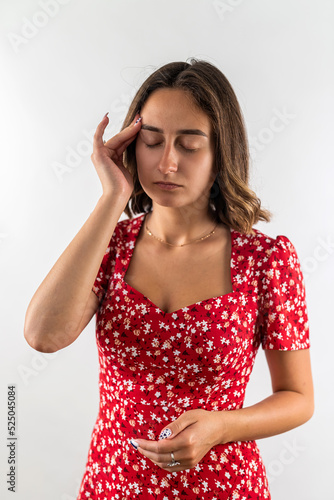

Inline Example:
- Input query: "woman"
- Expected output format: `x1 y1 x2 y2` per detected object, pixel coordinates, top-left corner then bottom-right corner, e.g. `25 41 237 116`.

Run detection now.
24 59 314 499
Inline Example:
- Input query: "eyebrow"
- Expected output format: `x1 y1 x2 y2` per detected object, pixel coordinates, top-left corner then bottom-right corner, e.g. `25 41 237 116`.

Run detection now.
141 124 208 138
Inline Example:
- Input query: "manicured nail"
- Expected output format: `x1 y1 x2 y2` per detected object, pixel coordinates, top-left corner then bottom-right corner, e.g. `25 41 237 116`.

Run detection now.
103 112 109 120
129 438 139 450
134 116 142 125
158 428 172 440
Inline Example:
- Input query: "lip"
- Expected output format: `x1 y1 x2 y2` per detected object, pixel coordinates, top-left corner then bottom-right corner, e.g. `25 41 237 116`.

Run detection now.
154 182 181 189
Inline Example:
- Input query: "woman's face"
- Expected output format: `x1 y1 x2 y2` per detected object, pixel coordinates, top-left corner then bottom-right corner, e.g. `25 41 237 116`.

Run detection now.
135 88 216 212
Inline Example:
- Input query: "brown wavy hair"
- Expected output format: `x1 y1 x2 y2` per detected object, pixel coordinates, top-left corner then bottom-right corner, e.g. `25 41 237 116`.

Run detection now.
121 58 271 234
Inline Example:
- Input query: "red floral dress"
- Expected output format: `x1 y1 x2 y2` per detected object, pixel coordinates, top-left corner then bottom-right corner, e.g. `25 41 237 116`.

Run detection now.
77 213 310 500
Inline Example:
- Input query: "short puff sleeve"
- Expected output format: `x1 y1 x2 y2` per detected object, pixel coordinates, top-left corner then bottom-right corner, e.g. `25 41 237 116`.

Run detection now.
92 228 118 304
259 235 310 350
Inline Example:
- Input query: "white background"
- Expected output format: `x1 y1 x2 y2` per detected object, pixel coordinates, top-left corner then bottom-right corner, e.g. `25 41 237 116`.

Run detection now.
0 1 333 498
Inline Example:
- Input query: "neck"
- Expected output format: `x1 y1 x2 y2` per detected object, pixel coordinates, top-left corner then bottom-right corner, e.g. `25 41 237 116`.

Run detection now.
146 204 217 247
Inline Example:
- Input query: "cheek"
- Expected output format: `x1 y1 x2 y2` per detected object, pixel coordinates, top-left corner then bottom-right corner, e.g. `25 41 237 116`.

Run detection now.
135 142 154 167
135 145 146 179
189 152 215 177
134 141 142 163
135 151 152 187
135 145 160 186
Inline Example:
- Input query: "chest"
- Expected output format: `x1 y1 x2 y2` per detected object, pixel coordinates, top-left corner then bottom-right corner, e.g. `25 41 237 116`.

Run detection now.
123 231 233 314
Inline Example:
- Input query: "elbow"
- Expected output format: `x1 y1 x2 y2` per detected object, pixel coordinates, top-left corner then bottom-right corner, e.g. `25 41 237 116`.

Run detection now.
305 396 315 423
23 326 61 353
23 313 74 353
305 383 315 422
23 311 56 352
299 391 315 425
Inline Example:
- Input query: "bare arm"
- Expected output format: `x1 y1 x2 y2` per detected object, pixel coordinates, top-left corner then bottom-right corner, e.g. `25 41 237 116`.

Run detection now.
24 112 142 352
217 349 314 444
24 195 125 352
131 349 314 472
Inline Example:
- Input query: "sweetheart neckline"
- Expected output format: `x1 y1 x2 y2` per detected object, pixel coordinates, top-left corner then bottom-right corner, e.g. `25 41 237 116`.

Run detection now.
122 213 236 315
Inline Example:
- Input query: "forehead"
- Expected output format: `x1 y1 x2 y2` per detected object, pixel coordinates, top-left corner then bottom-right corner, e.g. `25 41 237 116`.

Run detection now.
140 88 212 134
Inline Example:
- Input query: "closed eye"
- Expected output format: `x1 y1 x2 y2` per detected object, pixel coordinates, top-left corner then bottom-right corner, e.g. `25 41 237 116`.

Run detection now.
144 143 198 153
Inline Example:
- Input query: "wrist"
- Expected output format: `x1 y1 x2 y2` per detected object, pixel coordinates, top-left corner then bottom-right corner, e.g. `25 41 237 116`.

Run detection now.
210 409 234 446
214 408 238 446
99 191 128 210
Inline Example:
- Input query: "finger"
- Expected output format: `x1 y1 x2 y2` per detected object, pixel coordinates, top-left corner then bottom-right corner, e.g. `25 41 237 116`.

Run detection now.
106 115 141 153
122 131 141 149
135 438 187 470
93 112 109 150
94 113 141 152
103 117 139 147
105 133 138 157
135 424 193 452
137 445 184 471
158 417 194 441
139 447 181 467
135 438 173 454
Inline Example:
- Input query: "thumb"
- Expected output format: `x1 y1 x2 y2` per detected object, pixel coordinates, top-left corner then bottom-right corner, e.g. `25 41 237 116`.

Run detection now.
158 411 195 441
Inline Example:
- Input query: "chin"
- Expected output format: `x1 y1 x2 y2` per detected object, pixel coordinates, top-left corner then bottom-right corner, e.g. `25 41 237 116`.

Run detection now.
143 186 181 204
152 198 184 209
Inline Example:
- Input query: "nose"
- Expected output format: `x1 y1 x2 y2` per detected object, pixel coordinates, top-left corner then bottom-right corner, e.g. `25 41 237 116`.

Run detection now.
157 144 178 175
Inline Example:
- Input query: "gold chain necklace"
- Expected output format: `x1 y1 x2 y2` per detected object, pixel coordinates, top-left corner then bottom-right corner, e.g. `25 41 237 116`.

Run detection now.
144 213 218 247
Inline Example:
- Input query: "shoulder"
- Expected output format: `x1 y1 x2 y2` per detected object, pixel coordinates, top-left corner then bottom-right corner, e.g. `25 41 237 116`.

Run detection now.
232 226 298 262
231 227 303 282
115 212 145 231
112 213 146 245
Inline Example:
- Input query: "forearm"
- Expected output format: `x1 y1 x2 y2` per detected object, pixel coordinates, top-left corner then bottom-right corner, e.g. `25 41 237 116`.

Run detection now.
218 390 314 445
24 193 126 352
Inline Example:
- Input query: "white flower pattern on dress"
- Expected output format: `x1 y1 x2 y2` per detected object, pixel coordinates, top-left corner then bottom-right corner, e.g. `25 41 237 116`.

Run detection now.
77 213 310 500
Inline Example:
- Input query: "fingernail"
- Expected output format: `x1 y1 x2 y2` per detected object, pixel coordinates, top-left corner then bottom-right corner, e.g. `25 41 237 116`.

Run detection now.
129 438 139 450
134 116 142 125
158 428 172 440
103 112 109 119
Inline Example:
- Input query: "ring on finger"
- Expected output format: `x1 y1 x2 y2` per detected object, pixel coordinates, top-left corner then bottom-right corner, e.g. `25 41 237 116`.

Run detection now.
167 451 181 467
